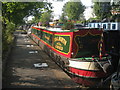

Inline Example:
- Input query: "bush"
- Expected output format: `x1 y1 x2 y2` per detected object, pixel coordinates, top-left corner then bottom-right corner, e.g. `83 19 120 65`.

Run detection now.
2 22 15 52
62 22 74 30
6 22 15 34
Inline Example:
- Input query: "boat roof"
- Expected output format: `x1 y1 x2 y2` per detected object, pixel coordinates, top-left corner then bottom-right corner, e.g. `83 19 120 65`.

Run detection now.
33 26 102 32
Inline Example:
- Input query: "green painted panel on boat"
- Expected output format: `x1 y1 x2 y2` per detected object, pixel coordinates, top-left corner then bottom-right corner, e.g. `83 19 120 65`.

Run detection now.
42 31 53 46
32 28 53 46
53 35 70 54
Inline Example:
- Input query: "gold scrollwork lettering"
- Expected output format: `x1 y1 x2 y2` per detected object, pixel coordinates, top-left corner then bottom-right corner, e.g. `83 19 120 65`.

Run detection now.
55 45 63 50
54 36 67 45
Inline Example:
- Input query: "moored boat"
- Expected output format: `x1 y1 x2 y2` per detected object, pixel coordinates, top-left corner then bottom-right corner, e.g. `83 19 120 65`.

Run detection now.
29 26 112 78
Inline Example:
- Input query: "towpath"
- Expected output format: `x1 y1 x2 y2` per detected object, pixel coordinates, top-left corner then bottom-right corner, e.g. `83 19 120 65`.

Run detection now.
3 30 79 89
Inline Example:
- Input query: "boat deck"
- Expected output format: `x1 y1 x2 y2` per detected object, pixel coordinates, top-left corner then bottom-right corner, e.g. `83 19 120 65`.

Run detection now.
33 26 102 33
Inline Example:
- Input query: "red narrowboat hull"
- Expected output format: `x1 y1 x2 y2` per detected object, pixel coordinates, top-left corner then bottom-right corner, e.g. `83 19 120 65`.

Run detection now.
29 26 112 79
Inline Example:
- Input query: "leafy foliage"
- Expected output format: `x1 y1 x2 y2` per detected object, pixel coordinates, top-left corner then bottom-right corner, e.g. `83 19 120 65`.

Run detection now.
111 1 120 22
2 22 15 52
2 2 52 25
62 21 74 30
40 11 52 26
2 2 52 54
93 2 111 19
63 1 85 20
59 13 67 23
112 1 120 11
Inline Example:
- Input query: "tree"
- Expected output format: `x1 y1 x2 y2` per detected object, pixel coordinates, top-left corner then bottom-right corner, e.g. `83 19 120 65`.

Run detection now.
59 13 67 23
111 1 120 22
63 0 85 20
93 2 111 20
79 14 85 21
2 2 52 53
112 1 120 11
2 2 52 25
40 11 52 26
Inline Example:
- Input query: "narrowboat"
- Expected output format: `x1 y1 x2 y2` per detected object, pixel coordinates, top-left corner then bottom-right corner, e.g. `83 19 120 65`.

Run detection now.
29 26 112 78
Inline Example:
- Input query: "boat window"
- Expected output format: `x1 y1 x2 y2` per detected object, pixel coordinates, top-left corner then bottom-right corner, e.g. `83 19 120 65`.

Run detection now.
93 24 95 27
103 24 106 29
112 24 116 30
97 24 100 28
89 24 91 27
